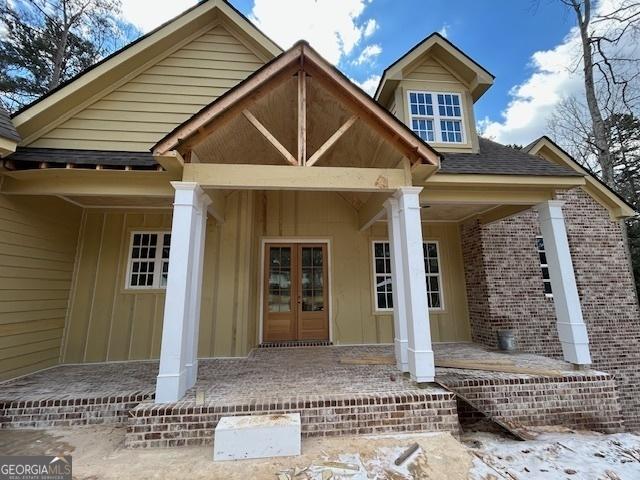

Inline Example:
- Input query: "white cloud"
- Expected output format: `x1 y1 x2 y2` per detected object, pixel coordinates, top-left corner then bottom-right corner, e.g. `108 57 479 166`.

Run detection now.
438 23 449 38
120 0 196 32
363 19 378 37
353 44 382 65
480 0 640 145
351 74 381 96
249 0 377 64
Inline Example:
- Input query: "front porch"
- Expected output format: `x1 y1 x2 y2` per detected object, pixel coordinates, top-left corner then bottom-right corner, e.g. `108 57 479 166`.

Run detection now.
0 344 623 447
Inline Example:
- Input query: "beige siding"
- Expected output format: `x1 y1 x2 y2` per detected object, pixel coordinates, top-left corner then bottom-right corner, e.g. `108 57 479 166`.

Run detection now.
29 25 266 151
62 191 471 364
405 56 460 84
0 195 81 380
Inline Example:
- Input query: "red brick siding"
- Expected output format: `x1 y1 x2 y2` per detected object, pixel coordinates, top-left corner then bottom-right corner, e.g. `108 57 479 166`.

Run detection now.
461 188 640 430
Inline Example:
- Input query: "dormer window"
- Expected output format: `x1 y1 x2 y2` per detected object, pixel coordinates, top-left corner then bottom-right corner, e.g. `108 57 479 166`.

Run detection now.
408 91 465 144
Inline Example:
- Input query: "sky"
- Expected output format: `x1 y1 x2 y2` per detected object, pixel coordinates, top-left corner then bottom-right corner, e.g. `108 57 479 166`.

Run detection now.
119 0 593 145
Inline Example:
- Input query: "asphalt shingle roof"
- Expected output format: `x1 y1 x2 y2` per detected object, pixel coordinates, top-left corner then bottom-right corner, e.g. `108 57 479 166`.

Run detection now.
6 147 157 167
0 106 20 143
440 138 581 177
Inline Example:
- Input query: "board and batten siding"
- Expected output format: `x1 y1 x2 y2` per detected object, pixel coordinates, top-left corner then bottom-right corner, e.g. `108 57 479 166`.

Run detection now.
0 195 81 381
62 191 258 363
63 191 471 364
28 25 266 151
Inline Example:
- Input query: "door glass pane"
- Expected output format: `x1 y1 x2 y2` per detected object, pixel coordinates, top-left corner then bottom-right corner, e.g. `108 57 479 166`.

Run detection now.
268 247 292 312
301 247 324 312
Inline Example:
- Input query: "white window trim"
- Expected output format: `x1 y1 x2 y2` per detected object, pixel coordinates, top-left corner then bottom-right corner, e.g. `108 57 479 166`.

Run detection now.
372 240 393 312
424 240 445 311
371 239 445 313
407 90 466 144
536 235 554 298
125 231 171 290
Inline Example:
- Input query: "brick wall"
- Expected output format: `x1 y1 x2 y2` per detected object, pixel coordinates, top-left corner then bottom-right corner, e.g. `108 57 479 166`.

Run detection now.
461 188 640 430
125 392 460 448
441 373 624 433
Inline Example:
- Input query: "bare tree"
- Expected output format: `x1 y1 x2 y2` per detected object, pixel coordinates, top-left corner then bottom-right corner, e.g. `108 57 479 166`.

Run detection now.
0 0 137 111
559 0 640 186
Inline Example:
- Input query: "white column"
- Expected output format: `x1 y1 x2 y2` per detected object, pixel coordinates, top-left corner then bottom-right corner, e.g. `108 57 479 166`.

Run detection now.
394 187 435 382
384 197 409 372
155 182 207 403
537 200 592 365
184 194 211 389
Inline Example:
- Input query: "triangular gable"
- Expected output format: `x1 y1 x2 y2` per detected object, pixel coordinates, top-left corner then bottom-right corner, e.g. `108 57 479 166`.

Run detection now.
375 33 494 106
153 41 440 167
525 136 636 219
13 0 282 146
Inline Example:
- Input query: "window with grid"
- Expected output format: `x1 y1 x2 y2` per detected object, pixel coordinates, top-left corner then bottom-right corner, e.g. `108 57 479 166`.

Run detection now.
408 91 464 144
536 236 553 297
372 240 444 312
127 232 171 289
373 241 393 311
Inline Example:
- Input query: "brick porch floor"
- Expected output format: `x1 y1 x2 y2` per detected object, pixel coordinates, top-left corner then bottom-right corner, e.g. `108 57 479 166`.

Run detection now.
0 343 624 447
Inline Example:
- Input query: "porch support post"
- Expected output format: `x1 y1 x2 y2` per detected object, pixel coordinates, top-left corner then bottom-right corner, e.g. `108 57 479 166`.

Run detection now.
184 193 211 388
394 187 435 382
155 182 207 403
536 200 592 365
384 197 409 372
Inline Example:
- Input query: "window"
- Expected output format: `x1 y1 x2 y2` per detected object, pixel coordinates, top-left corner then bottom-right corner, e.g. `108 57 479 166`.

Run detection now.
372 240 443 311
373 241 393 311
536 236 553 297
126 232 171 289
408 91 465 144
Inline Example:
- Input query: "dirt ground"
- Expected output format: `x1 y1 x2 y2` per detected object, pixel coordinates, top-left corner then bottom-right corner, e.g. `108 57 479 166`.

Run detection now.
1 426 640 479
0 427 472 479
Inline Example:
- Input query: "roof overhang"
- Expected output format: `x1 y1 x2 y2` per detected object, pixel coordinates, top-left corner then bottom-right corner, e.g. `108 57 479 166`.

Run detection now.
153 41 441 168
0 137 18 158
375 33 494 106
12 0 282 145
525 136 636 219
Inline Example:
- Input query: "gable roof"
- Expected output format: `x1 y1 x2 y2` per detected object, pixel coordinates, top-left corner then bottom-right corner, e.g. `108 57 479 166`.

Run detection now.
153 41 441 166
441 138 580 177
12 0 282 144
525 136 636 218
375 32 495 106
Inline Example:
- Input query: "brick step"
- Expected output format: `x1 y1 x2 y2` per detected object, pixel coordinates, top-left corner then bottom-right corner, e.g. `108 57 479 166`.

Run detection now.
0 393 152 429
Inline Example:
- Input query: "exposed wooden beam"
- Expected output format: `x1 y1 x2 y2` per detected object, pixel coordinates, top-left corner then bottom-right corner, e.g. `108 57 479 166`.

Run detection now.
421 188 555 205
298 69 307 165
426 173 585 189
204 189 227 224
0 169 176 197
358 192 392 231
154 150 185 176
478 205 532 225
411 161 438 185
243 109 298 166
306 115 358 167
183 163 409 192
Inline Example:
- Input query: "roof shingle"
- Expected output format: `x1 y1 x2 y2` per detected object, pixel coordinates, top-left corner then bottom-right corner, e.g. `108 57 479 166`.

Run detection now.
6 147 156 167
440 138 581 177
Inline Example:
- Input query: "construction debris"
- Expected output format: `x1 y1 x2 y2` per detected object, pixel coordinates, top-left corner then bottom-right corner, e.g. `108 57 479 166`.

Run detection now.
338 356 395 365
434 359 566 377
394 442 420 466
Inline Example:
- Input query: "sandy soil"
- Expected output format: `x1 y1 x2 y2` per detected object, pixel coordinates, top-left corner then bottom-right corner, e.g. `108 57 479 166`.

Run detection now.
0 427 472 480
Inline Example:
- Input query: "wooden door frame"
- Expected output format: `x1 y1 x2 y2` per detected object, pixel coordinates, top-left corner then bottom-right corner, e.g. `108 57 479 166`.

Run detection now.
258 237 333 344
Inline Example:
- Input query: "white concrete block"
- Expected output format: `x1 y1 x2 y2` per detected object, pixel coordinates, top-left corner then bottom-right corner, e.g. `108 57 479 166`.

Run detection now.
213 413 301 461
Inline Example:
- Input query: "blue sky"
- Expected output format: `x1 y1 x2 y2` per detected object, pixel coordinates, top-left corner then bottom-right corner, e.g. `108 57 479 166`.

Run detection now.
119 0 592 145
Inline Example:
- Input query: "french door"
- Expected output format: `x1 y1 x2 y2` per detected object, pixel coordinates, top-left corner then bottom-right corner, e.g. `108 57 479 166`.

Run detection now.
263 243 329 342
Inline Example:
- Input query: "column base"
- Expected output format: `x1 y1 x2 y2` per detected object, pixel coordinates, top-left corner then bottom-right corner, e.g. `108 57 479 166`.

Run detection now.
408 347 435 383
394 338 409 372
185 359 199 390
155 369 188 403
561 341 592 365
